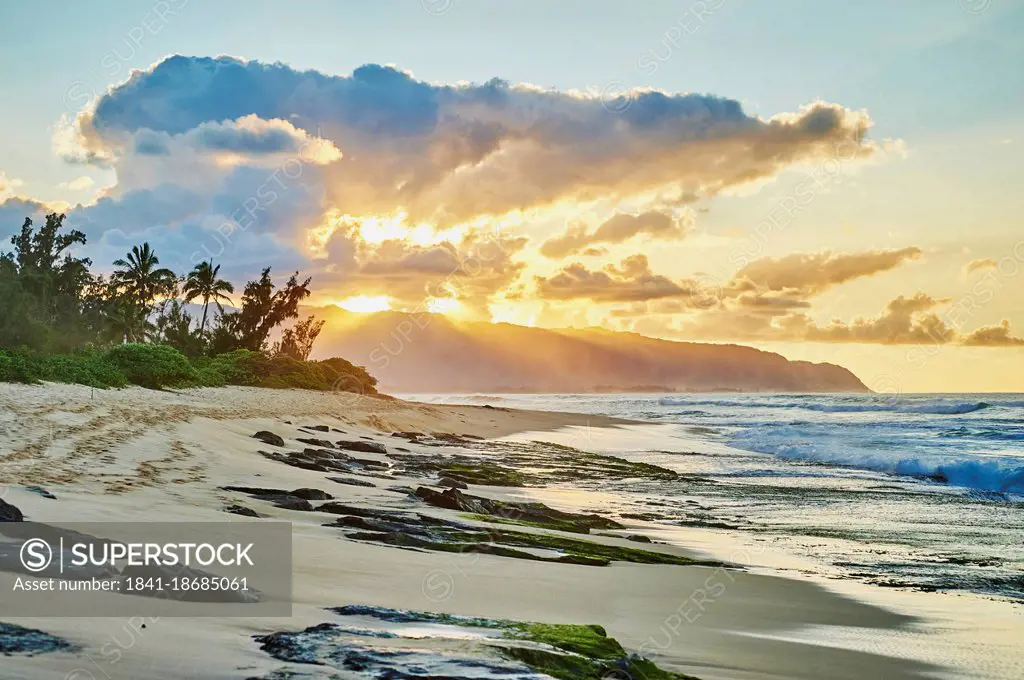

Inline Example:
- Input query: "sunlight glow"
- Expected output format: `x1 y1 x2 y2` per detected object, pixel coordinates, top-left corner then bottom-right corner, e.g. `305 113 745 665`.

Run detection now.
359 214 410 244
336 295 391 313
427 298 462 315
489 301 539 327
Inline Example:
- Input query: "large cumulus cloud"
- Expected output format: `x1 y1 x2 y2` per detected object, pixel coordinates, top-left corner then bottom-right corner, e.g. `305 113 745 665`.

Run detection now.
66 55 875 227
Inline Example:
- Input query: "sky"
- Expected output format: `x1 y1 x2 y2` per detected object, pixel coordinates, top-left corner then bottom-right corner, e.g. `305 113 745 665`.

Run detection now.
0 0 1022 391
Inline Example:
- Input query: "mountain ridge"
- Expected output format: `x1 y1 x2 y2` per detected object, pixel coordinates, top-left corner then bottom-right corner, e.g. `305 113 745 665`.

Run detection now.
306 307 869 393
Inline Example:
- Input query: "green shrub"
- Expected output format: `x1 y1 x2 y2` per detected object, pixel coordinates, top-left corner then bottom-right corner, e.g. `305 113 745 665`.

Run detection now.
104 343 199 389
0 350 38 383
203 349 264 386
0 344 379 394
34 351 128 388
318 357 378 395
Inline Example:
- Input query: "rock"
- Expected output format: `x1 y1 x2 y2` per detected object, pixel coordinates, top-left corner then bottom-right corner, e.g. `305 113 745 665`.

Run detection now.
0 623 74 655
336 440 388 454
327 476 376 488
224 505 261 518
330 515 429 535
252 431 285 447
413 487 622 533
290 488 334 501
266 496 314 511
436 477 469 490
302 425 330 432
413 486 464 511
625 534 653 543
315 503 417 523
348 457 389 469
386 486 416 495
221 486 319 510
0 498 24 522
259 448 356 474
25 486 56 500
221 485 292 496
296 437 334 448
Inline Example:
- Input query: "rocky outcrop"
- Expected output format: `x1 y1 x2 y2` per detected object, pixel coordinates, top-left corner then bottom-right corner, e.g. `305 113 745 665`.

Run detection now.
414 487 622 533
0 499 24 522
0 622 74 655
336 440 388 455
252 431 285 447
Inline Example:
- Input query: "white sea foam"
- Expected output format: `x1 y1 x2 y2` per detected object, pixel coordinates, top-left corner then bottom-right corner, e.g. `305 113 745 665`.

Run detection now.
657 397 992 415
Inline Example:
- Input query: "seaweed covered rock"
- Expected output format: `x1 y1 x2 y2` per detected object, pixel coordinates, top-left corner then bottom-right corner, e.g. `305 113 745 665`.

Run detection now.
282 607 706 680
0 622 75 655
414 487 622 533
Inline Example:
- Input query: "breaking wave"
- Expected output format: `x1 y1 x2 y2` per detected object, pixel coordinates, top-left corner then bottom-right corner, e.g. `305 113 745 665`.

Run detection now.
728 430 1024 494
658 397 992 415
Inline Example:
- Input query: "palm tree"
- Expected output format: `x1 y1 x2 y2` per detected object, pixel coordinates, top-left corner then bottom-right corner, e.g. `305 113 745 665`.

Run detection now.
101 296 155 344
182 260 234 336
112 243 176 312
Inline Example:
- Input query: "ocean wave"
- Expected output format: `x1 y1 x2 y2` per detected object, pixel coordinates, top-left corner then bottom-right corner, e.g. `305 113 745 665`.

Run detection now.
657 397 993 415
804 401 991 415
732 434 1024 494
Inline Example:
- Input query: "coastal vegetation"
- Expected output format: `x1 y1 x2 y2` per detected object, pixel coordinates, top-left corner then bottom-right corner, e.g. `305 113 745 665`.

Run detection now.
0 213 376 393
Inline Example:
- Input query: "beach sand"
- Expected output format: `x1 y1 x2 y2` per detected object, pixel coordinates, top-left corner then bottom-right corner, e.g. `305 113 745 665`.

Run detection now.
0 383 1013 679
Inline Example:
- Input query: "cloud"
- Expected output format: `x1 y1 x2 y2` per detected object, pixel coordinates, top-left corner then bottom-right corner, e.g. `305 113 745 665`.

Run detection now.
729 247 922 299
66 55 877 228
316 226 528 315
541 244 922 314
130 115 342 161
638 290 958 346
961 320 1024 346
964 257 998 276
540 209 689 258
798 293 954 344
535 254 689 302
0 197 52 242
0 172 25 202
58 176 97 191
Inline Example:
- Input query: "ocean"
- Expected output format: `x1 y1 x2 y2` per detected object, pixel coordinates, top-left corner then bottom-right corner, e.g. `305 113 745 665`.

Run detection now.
403 393 1024 603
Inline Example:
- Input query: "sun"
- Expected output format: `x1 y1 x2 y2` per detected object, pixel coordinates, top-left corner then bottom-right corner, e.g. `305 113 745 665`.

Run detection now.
336 295 391 313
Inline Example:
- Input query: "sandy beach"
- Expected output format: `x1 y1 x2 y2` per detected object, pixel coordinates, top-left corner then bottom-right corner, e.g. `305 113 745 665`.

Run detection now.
0 383 1020 680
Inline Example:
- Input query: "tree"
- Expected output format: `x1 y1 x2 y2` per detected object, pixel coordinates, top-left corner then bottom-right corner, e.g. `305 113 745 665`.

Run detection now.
210 268 312 353
111 243 176 315
182 260 234 337
0 213 93 350
272 315 325 360
154 300 204 356
99 295 154 344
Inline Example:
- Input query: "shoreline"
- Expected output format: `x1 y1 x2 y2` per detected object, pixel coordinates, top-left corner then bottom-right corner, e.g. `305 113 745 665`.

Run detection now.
0 383 1018 679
